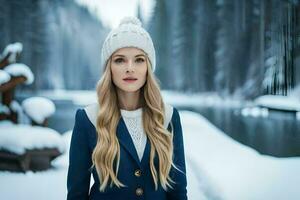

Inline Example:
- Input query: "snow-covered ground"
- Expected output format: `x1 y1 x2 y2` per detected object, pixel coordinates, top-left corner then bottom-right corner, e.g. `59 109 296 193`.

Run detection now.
255 95 300 111
1 110 299 200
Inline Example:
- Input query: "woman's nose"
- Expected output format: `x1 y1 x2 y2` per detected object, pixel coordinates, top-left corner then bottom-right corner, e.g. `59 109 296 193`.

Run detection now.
126 60 135 72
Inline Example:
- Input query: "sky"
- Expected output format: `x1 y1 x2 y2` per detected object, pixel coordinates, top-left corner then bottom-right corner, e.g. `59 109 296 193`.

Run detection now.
75 0 155 28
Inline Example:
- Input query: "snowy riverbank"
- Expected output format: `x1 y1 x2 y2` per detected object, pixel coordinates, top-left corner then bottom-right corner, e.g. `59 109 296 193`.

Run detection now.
1 110 299 200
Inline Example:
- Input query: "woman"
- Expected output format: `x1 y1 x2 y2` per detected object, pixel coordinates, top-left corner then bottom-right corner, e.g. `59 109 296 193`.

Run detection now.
67 16 187 200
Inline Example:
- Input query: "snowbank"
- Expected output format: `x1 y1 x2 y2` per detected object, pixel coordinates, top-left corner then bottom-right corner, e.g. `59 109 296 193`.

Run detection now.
4 63 34 85
0 122 65 155
254 95 300 111
181 111 300 200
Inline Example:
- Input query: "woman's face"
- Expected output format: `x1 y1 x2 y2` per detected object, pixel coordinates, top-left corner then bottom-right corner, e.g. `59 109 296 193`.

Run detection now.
110 47 148 93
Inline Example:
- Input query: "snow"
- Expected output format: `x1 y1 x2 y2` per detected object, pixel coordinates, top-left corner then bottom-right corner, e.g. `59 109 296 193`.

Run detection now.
265 56 277 66
240 106 269 117
289 84 300 99
22 97 56 124
162 90 251 108
1 42 23 63
0 123 65 155
10 100 22 113
254 95 300 111
0 110 299 200
27 89 251 108
181 111 300 200
0 69 11 85
4 63 34 85
75 0 155 28
0 104 10 114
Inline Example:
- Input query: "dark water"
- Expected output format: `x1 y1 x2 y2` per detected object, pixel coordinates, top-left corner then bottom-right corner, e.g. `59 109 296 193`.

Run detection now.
177 105 300 158
44 101 300 158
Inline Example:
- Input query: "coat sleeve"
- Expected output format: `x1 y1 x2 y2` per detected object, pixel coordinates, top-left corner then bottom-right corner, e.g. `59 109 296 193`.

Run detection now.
67 109 92 200
166 107 188 200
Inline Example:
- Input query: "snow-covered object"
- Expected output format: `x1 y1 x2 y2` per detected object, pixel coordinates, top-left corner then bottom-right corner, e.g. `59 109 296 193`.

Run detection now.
181 111 300 200
4 63 34 85
0 69 11 85
254 95 300 111
9 100 28 124
10 100 22 113
241 106 269 117
22 97 56 124
1 42 23 63
0 124 65 155
0 120 14 126
0 104 10 114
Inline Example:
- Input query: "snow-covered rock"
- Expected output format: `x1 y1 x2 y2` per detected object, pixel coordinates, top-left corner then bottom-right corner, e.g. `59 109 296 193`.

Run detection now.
0 124 65 155
4 63 34 85
22 97 56 124
254 95 300 111
1 42 23 63
0 69 11 85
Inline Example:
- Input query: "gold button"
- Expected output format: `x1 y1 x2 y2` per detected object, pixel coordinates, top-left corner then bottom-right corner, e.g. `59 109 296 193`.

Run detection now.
136 188 143 196
134 169 141 177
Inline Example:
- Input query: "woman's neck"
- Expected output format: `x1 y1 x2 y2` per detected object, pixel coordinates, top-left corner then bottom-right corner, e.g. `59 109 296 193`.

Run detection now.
117 89 143 111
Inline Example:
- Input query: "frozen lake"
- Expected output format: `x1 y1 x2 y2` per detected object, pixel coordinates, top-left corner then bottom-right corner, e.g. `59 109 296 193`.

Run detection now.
43 100 300 157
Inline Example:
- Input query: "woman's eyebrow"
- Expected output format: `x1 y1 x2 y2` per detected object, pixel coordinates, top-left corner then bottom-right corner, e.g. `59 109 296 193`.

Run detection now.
113 54 145 58
113 54 125 58
135 54 145 57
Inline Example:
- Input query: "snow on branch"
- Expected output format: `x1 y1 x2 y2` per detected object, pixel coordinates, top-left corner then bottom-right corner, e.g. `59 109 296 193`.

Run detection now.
0 69 11 85
4 63 34 85
1 42 23 63
22 97 56 124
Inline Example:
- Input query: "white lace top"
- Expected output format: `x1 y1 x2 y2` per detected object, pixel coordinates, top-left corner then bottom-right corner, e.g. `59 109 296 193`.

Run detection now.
120 107 147 161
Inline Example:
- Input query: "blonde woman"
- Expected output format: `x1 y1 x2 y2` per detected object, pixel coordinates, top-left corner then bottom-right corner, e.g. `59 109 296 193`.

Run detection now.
67 16 187 200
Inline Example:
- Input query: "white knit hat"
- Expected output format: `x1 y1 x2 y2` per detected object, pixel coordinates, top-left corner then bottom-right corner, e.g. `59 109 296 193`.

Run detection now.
101 16 156 72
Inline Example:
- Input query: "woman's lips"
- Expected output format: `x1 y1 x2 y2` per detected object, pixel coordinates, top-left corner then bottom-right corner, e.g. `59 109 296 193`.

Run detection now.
123 78 137 83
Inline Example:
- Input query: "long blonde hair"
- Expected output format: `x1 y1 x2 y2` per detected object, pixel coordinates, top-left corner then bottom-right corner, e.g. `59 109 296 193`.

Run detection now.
92 56 178 192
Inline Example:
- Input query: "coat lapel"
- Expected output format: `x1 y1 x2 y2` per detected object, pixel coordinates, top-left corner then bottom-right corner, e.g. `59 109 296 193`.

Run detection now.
117 117 150 168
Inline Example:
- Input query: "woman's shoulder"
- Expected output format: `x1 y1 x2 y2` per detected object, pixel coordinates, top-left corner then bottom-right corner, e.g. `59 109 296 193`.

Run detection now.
82 102 99 129
80 102 178 129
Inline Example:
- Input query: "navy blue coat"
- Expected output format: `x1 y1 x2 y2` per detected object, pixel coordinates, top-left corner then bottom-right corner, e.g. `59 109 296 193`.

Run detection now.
67 106 187 200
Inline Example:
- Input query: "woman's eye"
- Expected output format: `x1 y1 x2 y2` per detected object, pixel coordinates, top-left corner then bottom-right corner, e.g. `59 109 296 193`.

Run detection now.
136 58 145 63
114 58 124 63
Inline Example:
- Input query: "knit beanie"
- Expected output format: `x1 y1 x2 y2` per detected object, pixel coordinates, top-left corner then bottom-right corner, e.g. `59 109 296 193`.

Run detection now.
101 16 156 72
